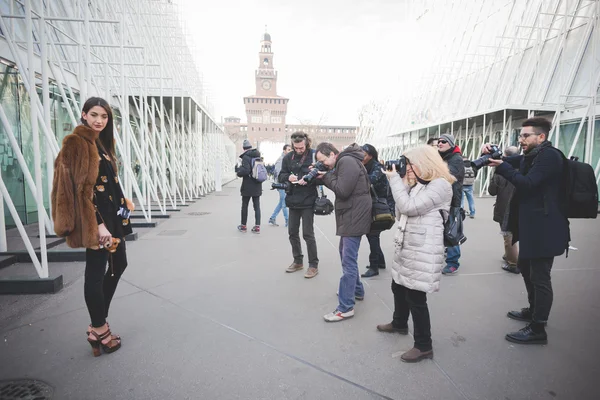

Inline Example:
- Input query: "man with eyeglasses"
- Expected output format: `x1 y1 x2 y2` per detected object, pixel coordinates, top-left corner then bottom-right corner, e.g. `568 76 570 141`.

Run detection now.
482 117 570 345
278 132 320 278
437 133 465 275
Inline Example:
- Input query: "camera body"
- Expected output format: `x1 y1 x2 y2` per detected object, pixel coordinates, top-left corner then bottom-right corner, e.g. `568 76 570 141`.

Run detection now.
302 161 328 183
384 156 407 178
471 145 502 170
271 181 292 194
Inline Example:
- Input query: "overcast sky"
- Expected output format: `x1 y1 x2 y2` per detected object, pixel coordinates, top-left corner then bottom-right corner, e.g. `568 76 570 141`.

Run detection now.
181 0 433 126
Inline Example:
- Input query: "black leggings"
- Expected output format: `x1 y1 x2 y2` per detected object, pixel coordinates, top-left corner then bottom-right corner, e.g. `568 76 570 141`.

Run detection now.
241 196 261 226
84 240 128 328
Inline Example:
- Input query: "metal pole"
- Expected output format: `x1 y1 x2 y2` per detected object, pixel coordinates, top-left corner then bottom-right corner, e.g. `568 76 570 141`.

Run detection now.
40 2 54 233
0 191 6 252
25 0 48 278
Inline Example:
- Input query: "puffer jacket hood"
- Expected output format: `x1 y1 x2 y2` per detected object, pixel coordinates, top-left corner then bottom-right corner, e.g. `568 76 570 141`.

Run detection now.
239 148 260 159
336 145 365 165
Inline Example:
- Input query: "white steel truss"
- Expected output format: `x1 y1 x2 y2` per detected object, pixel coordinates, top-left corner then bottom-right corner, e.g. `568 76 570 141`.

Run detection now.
365 0 600 190
0 0 237 278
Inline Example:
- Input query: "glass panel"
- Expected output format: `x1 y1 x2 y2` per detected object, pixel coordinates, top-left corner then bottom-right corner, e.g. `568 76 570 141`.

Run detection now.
559 121 586 161
0 65 26 228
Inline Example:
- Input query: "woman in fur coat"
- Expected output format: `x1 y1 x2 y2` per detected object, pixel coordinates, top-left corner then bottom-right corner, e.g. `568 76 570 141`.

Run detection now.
51 97 133 356
376 146 454 363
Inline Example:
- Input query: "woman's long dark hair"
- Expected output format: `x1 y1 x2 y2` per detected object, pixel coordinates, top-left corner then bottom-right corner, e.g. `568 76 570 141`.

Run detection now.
81 97 117 171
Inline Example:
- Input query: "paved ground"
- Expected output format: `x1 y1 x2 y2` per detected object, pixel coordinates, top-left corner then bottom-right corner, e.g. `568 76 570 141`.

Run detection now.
1 179 599 400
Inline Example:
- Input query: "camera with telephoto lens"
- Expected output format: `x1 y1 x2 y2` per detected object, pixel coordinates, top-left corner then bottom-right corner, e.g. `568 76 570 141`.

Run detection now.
302 161 328 183
271 181 292 194
384 156 407 178
471 144 502 170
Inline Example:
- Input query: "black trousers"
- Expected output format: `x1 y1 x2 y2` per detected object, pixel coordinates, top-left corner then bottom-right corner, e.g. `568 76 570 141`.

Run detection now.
241 196 261 226
518 256 554 323
392 280 432 351
84 240 128 328
366 232 385 268
288 208 319 267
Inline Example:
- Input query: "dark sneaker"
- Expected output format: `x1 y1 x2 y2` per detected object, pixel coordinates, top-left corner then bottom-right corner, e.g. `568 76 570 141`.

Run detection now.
469 214 475 219
237 225 247 233
376 323 408 335
268 219 278 226
442 266 459 275
361 268 379 278
400 347 434 363
251 225 260 234
285 263 303 273
507 307 533 322
501 263 521 274
304 267 319 279
505 323 547 345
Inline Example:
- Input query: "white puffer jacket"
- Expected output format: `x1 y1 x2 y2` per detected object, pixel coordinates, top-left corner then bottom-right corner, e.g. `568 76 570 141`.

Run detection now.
389 175 452 293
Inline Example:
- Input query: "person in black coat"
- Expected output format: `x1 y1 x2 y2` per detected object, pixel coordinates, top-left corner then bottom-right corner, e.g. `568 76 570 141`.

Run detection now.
485 117 570 346
278 132 320 278
360 144 394 278
437 133 465 275
235 139 262 233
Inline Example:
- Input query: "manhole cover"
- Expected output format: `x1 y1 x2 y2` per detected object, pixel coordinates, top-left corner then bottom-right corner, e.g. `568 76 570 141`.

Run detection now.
0 379 53 400
187 212 210 216
157 230 187 236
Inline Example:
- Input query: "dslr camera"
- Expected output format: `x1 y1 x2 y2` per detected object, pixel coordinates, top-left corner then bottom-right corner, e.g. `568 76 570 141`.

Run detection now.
301 161 328 183
384 156 407 178
471 145 502 170
271 181 292 194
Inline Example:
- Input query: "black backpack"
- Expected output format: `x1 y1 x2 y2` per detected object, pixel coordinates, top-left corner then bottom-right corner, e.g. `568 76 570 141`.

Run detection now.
560 153 598 219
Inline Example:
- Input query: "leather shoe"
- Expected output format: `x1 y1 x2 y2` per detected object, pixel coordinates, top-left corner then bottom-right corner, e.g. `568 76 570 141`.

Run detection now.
376 323 408 335
505 323 547 345
361 268 379 278
507 307 533 322
400 347 433 363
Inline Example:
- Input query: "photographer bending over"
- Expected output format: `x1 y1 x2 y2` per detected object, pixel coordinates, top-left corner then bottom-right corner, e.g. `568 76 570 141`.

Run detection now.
377 146 453 362
316 143 372 322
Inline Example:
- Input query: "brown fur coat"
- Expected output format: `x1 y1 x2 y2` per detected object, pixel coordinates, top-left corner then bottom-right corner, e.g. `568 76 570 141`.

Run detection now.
51 125 100 248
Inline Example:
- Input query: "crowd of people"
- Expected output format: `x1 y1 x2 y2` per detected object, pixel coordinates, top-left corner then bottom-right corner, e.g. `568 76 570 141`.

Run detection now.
51 97 574 362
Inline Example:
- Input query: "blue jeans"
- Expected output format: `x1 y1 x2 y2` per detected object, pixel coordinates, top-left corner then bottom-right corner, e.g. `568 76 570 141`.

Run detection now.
270 189 288 222
337 236 364 312
462 185 475 216
446 245 461 268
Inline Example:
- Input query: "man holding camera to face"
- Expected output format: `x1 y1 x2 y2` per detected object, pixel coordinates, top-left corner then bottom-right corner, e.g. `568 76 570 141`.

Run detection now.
278 132 320 279
483 117 570 345
316 142 372 322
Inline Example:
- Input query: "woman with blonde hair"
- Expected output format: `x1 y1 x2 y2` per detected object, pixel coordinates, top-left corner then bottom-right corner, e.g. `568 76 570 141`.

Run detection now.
376 145 454 362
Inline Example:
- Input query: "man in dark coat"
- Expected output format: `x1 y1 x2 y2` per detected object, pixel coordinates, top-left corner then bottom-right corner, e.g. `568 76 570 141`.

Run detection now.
488 146 520 274
317 143 372 322
360 144 394 278
437 133 465 274
235 139 262 233
278 132 320 278
485 117 570 345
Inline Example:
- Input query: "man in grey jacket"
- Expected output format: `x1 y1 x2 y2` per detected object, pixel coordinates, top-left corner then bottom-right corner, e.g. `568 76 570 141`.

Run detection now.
268 144 292 227
316 142 372 322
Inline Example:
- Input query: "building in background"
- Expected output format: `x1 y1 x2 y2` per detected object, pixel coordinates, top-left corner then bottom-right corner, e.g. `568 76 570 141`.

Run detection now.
224 32 358 161
363 0 600 197
0 0 236 278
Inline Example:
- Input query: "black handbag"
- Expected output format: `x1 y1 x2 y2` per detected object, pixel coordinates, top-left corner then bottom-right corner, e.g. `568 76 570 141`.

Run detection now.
314 186 334 216
370 185 395 232
440 206 467 246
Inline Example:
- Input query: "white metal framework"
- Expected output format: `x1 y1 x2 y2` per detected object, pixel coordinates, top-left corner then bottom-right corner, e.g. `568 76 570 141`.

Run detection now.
365 0 600 195
0 0 236 278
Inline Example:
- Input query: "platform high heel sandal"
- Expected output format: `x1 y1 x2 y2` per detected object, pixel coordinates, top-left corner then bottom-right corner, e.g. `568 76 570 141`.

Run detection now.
87 329 121 357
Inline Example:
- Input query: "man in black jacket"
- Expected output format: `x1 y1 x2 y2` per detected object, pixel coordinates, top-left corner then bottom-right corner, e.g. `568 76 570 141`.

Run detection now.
360 144 394 278
485 117 570 345
278 132 319 279
437 133 465 275
235 139 262 233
